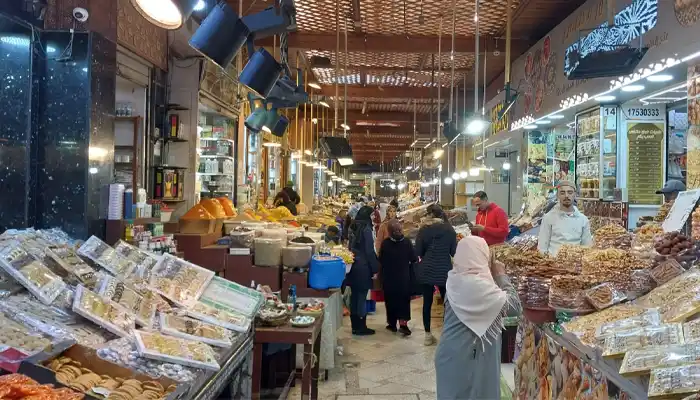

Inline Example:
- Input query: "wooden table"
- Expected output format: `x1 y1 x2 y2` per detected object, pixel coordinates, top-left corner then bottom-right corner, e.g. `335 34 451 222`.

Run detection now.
253 316 323 400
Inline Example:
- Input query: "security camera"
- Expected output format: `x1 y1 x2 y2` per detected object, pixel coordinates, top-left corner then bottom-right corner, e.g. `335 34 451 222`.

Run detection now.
73 7 89 23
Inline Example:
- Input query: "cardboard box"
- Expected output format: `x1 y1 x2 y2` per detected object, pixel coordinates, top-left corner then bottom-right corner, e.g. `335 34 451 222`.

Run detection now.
27 344 184 399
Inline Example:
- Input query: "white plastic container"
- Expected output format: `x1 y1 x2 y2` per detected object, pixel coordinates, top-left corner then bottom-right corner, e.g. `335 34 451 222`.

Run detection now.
260 228 288 243
254 238 283 267
160 210 173 222
282 246 313 267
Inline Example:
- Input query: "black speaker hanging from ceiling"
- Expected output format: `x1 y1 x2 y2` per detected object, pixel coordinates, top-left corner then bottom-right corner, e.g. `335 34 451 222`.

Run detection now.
189 2 250 69
239 48 282 98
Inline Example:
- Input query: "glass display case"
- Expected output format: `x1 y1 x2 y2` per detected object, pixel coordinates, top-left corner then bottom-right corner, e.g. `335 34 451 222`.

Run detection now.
575 106 618 200
196 104 236 202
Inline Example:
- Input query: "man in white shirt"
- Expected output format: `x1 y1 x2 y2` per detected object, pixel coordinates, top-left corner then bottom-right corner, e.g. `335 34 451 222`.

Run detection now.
538 181 593 256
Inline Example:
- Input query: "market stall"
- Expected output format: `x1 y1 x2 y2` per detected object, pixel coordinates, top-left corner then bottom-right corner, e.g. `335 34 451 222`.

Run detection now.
496 188 700 399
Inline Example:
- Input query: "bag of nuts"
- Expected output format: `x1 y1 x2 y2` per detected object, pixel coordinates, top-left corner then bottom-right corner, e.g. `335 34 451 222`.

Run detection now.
585 282 627 310
548 274 600 313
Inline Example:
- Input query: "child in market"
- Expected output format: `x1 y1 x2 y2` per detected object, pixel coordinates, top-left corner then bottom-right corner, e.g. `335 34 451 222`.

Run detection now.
325 226 341 245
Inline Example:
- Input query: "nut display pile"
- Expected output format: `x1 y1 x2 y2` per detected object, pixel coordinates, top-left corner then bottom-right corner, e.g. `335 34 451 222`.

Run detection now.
581 249 650 291
554 244 591 272
594 224 632 249
548 274 602 311
635 223 664 243
694 208 700 241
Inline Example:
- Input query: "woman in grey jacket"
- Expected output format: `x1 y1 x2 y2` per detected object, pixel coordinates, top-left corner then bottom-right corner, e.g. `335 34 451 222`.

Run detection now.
414 205 457 345
434 236 521 400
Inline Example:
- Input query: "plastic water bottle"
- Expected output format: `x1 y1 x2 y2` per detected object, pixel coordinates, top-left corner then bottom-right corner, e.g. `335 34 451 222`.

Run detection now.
289 284 297 312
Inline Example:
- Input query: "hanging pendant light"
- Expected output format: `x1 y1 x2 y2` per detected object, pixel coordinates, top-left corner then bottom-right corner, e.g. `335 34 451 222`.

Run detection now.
239 48 283 98
131 0 199 30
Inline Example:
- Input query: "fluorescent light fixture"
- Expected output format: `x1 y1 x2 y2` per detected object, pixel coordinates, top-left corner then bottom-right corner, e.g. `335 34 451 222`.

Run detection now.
459 171 468 179
535 120 551 125
193 0 205 10
444 177 453 185
433 149 444 159
469 167 480 176
341 123 350 130
262 141 281 147
89 167 98 174
337 157 354 166
451 172 460 180
130 0 199 30
502 161 511 170
410 140 417 147
319 100 330 108
405 166 413 170
523 124 538 129
595 95 616 102
647 74 673 82
420 182 430 188
466 118 488 135
549 114 565 119
621 84 645 92
327 171 336 175
308 82 322 90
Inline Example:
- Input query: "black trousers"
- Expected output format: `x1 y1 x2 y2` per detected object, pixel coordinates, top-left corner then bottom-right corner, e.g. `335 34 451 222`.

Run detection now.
422 284 446 332
384 289 411 326
350 288 368 318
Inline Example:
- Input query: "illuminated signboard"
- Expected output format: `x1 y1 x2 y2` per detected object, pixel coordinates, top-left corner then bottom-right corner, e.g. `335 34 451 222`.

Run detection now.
490 102 509 136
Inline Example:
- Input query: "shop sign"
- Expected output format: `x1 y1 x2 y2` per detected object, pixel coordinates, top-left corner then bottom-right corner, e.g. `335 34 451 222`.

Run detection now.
626 121 665 205
489 102 509 136
503 0 700 126
622 104 664 120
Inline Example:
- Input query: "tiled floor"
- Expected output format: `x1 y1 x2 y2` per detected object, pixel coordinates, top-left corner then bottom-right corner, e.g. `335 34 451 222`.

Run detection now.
288 299 516 399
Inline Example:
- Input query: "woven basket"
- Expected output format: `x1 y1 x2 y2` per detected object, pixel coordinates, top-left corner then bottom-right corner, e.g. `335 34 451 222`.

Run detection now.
258 314 289 327
297 308 324 317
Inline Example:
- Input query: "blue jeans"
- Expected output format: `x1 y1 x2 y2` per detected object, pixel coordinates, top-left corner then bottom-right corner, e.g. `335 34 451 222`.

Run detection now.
350 288 368 318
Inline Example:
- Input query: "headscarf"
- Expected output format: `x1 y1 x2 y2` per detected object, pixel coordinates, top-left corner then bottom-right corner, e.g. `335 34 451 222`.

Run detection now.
348 202 362 219
446 236 511 344
349 206 373 249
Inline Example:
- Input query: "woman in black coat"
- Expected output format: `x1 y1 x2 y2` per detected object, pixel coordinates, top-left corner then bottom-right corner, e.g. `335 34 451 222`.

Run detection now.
347 206 379 336
379 219 416 336
415 205 457 346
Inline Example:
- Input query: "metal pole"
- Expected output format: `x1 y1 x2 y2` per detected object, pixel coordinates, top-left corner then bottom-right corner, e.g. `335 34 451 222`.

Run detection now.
437 16 443 143
334 0 340 131
505 0 512 87
344 17 348 138
474 0 479 115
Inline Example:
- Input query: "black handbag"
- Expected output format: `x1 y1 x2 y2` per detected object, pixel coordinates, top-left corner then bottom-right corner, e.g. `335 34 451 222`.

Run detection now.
408 261 423 296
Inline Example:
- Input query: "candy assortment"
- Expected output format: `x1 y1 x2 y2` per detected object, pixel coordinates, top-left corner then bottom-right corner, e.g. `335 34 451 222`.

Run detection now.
602 324 685 358
72 285 135 337
97 338 197 382
184 300 251 332
0 374 83 400
78 236 136 278
95 275 158 327
562 304 647 346
1 292 77 325
0 244 66 305
114 240 160 284
199 276 263 317
149 254 214 307
44 246 97 287
134 330 220 371
0 312 55 355
290 315 315 327
620 344 700 376
160 313 232 348
596 309 662 344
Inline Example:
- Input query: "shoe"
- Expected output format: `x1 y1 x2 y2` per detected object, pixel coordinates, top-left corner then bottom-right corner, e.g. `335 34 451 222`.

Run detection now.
350 316 360 335
386 324 398 333
424 332 436 346
399 325 412 336
354 317 376 336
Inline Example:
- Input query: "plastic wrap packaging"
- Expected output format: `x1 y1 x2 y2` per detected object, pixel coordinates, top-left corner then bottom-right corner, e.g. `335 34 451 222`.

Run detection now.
78 235 137 278
199 276 264 317
229 229 255 249
595 309 662 345
134 330 220 371
72 285 136 337
1 293 77 325
562 304 647 346
149 253 215 307
97 337 197 381
548 274 600 312
506 234 539 251
627 269 656 300
620 343 700 376
518 277 551 310
659 291 700 323
0 311 71 357
602 323 685 358
114 240 160 284
648 364 700 398
260 228 288 243
651 258 685 286
159 313 232 348
0 374 84 399
44 245 97 287
183 300 251 333
254 238 283 267
59 322 115 349
585 283 627 310
684 320 700 343
0 243 67 305
0 269 22 299
95 274 158 327
637 270 700 309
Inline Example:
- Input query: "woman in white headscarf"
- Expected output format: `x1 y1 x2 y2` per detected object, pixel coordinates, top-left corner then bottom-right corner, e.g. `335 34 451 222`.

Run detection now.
434 236 521 400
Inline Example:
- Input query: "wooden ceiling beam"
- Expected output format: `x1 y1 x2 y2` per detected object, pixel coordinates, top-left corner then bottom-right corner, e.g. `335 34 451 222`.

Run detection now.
318 85 455 99
256 33 529 54
343 110 434 123
309 60 473 73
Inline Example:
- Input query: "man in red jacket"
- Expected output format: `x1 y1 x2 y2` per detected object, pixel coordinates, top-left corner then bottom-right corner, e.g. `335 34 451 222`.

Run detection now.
471 191 509 246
